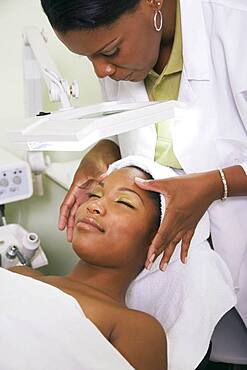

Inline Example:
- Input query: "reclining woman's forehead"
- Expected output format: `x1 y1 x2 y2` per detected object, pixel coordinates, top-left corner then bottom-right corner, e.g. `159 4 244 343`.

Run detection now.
97 167 151 198
102 166 160 216
105 166 150 183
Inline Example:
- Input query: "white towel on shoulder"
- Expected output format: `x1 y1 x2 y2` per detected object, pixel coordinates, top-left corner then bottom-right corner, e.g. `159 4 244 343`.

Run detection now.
0 267 134 370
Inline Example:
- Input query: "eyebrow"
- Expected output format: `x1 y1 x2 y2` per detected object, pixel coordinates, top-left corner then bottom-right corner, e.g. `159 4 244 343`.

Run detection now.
94 37 120 54
117 187 144 204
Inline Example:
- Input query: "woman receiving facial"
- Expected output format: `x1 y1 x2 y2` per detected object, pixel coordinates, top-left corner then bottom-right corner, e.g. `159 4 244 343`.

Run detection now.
72 166 160 280
10 166 166 370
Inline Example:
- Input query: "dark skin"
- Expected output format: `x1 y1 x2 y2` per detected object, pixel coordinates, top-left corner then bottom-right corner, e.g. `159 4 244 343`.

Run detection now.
57 0 176 240
55 0 247 271
10 167 167 370
56 0 176 80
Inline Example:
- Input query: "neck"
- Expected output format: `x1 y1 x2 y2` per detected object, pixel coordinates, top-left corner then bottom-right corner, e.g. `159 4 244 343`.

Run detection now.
66 260 138 306
154 0 177 73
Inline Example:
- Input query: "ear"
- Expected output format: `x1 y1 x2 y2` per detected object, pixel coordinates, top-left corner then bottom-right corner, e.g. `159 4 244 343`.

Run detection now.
145 0 163 10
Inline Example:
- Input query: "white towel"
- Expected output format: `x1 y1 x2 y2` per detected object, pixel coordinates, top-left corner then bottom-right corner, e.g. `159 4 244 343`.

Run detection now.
107 156 236 370
0 267 134 370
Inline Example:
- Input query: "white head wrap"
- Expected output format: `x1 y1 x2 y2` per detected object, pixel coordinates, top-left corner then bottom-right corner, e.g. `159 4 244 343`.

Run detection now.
107 155 177 222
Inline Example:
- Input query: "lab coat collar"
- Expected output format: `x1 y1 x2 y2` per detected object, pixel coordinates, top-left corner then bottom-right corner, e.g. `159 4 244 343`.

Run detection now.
116 0 210 101
180 0 210 81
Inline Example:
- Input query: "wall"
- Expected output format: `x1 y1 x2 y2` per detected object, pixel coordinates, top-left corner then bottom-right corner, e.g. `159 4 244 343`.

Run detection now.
0 0 102 274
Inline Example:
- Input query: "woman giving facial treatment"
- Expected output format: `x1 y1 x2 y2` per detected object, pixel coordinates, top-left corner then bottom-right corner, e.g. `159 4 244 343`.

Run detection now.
40 0 247 326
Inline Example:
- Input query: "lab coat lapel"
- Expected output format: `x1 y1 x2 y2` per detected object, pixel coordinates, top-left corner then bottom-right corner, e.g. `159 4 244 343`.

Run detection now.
114 0 213 161
180 0 210 81
174 0 212 172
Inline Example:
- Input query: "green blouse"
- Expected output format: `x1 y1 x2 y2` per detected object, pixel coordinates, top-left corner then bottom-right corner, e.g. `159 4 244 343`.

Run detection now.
145 1 183 169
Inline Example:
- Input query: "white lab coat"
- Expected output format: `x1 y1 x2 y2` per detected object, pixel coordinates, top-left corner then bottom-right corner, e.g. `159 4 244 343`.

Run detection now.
99 0 247 326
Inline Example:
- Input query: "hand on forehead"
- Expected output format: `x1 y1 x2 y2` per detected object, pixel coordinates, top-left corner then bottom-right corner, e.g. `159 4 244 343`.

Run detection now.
99 166 151 193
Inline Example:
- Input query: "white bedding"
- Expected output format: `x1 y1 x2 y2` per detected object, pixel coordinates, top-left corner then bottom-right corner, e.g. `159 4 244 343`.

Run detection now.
127 242 236 370
0 241 236 370
0 267 134 370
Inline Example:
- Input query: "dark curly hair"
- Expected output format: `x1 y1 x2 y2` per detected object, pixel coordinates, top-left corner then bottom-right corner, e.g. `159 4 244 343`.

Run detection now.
41 0 141 33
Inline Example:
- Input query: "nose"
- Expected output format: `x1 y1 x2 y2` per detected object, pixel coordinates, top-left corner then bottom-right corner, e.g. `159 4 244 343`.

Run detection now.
87 199 106 216
90 56 116 78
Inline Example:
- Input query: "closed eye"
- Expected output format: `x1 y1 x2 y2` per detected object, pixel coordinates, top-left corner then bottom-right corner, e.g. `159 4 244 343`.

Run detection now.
101 47 120 58
88 193 101 199
117 200 135 209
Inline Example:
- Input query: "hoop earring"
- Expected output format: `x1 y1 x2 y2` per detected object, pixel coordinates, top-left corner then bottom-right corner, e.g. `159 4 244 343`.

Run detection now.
153 10 163 32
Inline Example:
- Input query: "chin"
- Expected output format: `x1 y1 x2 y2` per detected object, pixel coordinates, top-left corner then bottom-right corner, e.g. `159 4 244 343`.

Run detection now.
110 64 153 83
72 237 115 266
72 242 103 264
72 234 92 255
131 67 154 82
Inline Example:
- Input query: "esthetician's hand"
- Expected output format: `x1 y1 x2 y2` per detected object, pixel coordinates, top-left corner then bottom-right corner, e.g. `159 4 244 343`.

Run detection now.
135 171 223 271
58 162 103 242
58 140 120 242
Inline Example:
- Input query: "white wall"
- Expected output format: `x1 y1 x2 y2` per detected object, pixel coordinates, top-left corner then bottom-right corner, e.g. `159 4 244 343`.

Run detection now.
0 0 102 274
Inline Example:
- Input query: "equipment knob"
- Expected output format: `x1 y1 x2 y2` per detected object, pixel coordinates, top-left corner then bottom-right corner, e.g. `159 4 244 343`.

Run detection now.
13 175 22 185
0 178 9 187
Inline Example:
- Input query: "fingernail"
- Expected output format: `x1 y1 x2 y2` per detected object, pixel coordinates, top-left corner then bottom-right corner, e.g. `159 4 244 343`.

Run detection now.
146 261 153 270
135 177 146 183
184 256 188 264
149 253 156 263
161 263 168 272
98 172 107 180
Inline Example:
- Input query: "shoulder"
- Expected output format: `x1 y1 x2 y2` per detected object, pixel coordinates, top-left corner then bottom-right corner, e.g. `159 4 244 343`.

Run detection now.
111 308 167 370
8 266 44 279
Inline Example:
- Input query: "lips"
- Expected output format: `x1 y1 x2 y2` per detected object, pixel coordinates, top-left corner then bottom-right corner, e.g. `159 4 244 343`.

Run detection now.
76 217 105 233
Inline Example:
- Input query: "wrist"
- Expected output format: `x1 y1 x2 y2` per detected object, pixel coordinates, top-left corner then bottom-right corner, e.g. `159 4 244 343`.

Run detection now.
79 154 107 179
221 165 247 197
203 170 224 202
79 140 120 178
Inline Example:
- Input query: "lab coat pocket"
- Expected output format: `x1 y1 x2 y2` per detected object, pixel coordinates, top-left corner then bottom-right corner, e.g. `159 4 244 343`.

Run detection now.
214 137 247 168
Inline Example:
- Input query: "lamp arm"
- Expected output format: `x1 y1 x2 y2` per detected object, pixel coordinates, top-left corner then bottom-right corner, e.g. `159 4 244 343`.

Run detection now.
22 26 78 115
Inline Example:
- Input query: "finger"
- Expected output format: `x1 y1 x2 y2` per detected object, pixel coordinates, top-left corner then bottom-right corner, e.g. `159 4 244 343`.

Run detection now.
147 213 181 259
159 239 181 271
58 191 77 230
135 177 168 194
145 222 179 268
145 245 160 268
66 213 75 242
145 231 182 269
61 178 97 236
145 234 176 268
145 249 157 269
59 213 68 231
67 226 74 243
70 200 81 219
97 172 108 182
180 229 195 264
